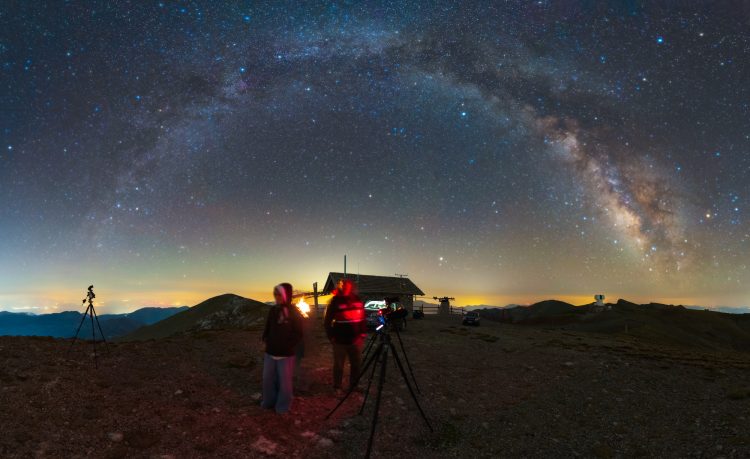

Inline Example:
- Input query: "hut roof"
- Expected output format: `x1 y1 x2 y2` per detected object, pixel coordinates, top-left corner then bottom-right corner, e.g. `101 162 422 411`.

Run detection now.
322 272 424 296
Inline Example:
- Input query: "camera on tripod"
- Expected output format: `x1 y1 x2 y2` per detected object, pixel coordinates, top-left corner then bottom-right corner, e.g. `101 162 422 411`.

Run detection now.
68 285 109 369
376 296 408 329
83 285 95 303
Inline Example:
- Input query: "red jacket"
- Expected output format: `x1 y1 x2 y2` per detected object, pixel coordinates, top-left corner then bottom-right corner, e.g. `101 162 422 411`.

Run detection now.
324 294 366 345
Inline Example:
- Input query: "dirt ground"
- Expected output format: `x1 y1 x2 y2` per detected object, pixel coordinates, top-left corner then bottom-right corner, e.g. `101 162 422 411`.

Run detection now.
1 315 749 458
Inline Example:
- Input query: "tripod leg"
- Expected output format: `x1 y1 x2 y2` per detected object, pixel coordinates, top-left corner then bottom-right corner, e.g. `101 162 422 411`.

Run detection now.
365 345 388 459
91 306 110 353
359 344 381 415
362 332 376 361
325 343 383 420
388 342 433 431
67 305 90 356
393 326 420 393
90 307 98 369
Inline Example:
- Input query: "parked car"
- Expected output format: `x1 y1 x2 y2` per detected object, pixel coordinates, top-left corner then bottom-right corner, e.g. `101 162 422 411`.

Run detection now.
364 300 387 329
462 310 480 326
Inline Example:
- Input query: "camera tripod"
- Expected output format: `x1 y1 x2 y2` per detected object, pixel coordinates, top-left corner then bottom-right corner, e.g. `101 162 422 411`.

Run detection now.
326 323 433 459
67 285 109 368
362 320 420 393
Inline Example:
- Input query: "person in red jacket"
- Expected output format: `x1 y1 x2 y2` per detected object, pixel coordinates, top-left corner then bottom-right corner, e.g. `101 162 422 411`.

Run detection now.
261 283 303 414
324 278 367 392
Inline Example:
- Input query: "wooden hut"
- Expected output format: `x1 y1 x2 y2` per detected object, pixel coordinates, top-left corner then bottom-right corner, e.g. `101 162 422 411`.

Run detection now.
321 272 424 312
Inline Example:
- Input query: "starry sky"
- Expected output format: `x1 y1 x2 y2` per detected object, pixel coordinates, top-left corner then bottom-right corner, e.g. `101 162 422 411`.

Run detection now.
1 1 749 313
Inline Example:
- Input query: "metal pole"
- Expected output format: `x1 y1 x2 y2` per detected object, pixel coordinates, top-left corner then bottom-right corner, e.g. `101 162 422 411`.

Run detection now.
313 282 319 316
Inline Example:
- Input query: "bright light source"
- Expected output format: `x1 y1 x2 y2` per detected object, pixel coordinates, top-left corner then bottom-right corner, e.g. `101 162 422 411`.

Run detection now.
296 298 310 318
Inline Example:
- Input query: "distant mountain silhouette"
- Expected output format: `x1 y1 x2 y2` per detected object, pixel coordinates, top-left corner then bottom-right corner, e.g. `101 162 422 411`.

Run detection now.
413 300 516 312
477 299 750 352
0 306 188 339
119 307 191 325
119 293 269 341
462 304 518 311
476 299 577 324
687 305 750 314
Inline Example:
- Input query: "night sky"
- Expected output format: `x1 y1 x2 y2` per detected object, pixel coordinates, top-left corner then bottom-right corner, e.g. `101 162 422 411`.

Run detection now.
2 1 749 313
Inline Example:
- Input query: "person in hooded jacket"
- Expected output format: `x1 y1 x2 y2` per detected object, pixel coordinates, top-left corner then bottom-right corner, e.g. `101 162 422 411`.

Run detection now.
261 282 303 414
323 278 367 392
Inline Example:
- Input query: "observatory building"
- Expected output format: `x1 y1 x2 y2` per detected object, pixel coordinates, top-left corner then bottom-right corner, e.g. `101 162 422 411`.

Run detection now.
592 294 609 312
322 272 424 312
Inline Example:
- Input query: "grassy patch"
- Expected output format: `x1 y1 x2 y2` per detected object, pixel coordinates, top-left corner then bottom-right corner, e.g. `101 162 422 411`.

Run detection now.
0 370 14 383
193 330 219 341
729 435 750 446
471 333 499 343
591 443 614 458
727 387 750 400
439 328 470 336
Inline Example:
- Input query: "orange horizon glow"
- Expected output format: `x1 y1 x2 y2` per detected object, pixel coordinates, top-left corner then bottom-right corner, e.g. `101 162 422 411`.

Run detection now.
1 287 744 315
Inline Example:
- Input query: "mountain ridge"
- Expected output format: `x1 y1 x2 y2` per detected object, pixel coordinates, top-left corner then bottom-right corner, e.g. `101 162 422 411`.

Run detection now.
475 298 750 352
0 306 188 339
118 293 270 341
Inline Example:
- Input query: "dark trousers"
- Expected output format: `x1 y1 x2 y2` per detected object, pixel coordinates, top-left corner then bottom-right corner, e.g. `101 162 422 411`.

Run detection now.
332 342 363 389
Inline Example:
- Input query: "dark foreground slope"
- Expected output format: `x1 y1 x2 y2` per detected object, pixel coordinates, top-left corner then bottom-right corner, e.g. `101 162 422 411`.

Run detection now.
480 299 750 352
1 315 749 458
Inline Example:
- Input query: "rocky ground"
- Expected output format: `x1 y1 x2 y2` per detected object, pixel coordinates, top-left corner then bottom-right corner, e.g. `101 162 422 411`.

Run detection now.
1 315 749 458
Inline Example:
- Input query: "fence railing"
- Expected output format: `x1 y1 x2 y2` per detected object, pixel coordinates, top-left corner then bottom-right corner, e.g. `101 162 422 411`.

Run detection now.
418 304 439 315
415 304 465 315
